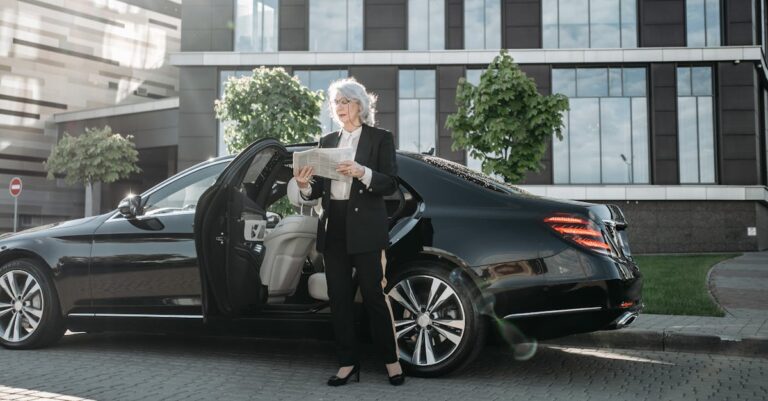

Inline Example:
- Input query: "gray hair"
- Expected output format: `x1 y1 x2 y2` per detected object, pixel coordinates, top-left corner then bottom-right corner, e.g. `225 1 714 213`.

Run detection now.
327 77 377 127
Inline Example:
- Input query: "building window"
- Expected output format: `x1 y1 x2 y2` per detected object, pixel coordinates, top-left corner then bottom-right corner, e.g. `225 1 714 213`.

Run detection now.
218 70 255 156
686 0 720 47
464 0 501 49
294 69 348 134
463 68 504 180
552 67 649 184
542 0 637 48
677 66 715 183
399 70 436 153
309 0 363 51
235 0 279 52
408 0 445 50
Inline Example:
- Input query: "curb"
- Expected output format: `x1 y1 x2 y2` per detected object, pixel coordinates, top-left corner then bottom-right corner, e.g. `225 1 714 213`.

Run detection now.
543 329 768 358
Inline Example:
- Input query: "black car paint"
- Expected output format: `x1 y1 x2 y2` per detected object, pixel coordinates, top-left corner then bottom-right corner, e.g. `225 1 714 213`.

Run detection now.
0 140 642 339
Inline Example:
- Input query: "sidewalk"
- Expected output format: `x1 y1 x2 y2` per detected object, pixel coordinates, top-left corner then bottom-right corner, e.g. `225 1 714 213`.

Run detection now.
547 251 768 357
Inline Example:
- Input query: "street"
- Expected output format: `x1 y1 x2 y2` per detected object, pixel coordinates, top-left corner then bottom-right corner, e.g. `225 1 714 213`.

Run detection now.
0 332 765 401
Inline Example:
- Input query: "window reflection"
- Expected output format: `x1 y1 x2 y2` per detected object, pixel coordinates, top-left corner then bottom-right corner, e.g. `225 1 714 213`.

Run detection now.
464 0 501 49
399 70 436 154
235 0 279 52
543 0 637 48
552 67 649 184
294 69 348 134
464 69 504 180
686 0 720 46
409 0 445 50
309 0 363 51
677 66 715 183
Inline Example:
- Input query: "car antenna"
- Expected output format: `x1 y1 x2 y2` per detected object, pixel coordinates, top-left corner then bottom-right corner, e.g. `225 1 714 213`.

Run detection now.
421 147 435 156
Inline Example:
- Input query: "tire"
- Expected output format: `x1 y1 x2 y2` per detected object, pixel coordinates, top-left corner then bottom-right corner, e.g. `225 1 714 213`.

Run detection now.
386 261 486 377
0 258 65 349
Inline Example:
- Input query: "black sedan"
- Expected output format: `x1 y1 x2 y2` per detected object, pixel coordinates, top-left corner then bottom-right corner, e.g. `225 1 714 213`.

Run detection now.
0 138 642 376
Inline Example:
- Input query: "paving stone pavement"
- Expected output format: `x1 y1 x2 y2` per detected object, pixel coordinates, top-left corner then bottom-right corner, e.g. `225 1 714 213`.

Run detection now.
1 332 767 401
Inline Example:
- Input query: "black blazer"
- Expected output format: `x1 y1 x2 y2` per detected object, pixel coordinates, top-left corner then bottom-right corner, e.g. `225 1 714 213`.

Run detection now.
302 124 398 254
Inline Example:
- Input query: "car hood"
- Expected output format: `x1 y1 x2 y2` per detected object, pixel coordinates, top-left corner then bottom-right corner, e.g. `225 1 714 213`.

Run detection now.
0 213 108 242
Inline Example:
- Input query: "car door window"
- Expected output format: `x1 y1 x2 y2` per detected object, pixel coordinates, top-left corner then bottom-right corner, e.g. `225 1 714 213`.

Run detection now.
142 162 227 215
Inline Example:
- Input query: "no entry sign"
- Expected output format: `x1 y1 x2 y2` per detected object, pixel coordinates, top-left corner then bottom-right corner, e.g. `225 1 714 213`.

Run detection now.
9 177 22 197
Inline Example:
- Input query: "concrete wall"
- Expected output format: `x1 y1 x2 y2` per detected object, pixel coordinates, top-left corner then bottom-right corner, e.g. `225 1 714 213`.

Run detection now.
595 200 768 253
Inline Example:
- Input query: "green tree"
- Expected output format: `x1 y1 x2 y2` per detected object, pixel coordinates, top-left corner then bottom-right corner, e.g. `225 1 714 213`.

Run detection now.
445 50 569 183
214 66 325 153
44 125 141 217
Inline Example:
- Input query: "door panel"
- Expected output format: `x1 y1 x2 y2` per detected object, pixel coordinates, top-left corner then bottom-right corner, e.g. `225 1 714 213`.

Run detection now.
89 161 227 315
196 139 288 317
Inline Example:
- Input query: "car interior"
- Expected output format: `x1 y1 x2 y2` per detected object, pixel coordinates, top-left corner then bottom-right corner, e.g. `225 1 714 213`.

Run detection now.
239 157 417 310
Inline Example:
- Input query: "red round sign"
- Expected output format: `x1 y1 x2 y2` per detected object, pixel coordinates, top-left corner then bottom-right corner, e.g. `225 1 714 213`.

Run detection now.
9 177 22 197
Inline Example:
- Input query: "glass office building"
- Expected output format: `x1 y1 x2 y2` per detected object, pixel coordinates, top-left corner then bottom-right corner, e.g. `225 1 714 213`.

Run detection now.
20 0 743 253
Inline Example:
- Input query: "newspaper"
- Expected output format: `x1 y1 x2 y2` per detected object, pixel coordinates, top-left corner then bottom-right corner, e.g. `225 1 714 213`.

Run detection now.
293 146 355 183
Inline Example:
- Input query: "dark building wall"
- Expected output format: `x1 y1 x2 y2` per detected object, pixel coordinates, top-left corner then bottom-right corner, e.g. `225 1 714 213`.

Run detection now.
717 62 761 184
56 109 179 213
178 67 219 170
445 0 463 49
280 0 308 51
503 0 541 49
639 0 685 47
181 0 234 51
437 66 465 163
650 63 679 184
602 200 768 253
724 0 756 45
348 66 398 139
364 0 407 50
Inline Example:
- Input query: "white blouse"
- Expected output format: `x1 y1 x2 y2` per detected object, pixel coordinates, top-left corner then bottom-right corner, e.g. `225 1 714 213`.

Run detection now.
299 126 372 200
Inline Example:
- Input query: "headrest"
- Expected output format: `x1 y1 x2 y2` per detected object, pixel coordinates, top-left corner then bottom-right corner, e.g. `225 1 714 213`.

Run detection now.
287 177 319 207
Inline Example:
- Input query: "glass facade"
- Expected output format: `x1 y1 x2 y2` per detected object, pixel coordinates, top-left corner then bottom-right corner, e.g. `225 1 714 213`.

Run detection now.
677 66 716 183
399 70 436 153
293 69 348 134
464 0 501 49
309 0 363 51
408 0 445 50
235 0 279 52
542 0 637 48
464 68 503 180
218 70 254 156
686 0 720 47
552 67 649 184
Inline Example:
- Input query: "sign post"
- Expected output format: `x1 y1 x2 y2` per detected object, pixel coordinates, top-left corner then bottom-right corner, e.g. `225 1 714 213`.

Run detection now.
9 177 22 232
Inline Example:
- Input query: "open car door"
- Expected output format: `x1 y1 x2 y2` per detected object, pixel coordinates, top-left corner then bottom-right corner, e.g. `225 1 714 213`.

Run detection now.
194 138 288 318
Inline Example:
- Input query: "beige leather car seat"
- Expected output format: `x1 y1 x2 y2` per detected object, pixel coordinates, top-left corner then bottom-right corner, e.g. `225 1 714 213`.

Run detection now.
259 178 319 303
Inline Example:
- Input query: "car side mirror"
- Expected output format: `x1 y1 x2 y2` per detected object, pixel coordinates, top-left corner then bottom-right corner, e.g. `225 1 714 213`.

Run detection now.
118 195 143 218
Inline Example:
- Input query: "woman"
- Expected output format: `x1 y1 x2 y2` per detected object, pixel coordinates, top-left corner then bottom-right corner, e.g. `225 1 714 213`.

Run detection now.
293 77 405 386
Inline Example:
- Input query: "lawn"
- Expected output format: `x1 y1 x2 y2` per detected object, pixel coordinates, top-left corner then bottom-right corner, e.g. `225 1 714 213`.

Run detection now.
632 254 739 317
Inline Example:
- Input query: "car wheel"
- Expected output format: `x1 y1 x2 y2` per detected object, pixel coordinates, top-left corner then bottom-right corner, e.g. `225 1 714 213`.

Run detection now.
0 258 65 349
386 261 486 377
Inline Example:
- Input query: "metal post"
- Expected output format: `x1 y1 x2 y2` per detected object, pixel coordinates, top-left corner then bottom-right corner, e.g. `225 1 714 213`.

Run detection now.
13 196 18 232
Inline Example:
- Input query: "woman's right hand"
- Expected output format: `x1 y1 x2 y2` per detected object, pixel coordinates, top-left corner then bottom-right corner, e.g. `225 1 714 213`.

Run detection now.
294 165 314 188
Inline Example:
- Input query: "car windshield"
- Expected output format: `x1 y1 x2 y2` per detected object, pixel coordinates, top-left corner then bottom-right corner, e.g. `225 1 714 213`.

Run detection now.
401 152 531 196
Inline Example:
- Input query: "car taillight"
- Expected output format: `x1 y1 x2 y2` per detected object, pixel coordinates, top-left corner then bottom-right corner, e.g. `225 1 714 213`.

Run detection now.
544 214 612 256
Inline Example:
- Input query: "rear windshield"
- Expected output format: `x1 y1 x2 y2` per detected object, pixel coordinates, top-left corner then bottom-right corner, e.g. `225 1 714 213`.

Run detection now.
401 152 530 196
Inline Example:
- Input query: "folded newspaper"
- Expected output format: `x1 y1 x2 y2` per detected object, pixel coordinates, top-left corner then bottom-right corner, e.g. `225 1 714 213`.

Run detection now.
293 146 355 183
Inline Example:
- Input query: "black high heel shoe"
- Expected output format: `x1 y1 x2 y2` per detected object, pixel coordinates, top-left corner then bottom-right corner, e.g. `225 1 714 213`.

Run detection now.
327 363 360 386
387 371 405 386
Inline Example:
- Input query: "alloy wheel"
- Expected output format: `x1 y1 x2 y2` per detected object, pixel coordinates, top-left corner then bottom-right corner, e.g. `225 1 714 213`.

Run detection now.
0 270 44 343
387 274 466 366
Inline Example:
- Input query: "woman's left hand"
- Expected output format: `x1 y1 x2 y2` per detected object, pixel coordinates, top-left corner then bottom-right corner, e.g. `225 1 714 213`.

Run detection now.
337 160 364 178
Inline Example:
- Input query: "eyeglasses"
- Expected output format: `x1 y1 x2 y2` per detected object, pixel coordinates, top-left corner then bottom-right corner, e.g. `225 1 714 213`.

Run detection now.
333 97 355 106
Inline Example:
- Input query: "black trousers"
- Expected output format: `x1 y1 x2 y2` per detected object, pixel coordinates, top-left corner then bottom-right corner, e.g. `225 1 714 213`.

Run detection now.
324 199 399 366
